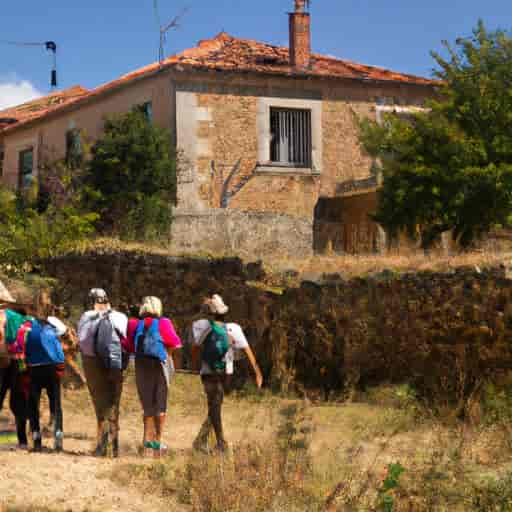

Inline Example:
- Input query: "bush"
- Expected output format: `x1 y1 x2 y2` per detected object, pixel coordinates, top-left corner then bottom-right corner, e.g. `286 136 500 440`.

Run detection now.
86 110 177 240
0 185 97 271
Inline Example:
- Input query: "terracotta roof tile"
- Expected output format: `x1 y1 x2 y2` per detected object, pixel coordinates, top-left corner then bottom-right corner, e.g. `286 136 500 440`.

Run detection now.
0 86 89 132
1 33 436 135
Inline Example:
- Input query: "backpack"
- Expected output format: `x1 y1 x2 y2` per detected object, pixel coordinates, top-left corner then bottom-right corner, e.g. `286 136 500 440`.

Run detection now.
25 319 65 366
93 312 124 371
201 321 230 372
134 319 167 362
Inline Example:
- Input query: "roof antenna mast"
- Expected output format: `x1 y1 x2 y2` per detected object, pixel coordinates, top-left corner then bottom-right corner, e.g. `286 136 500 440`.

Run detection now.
2 40 58 89
153 1 189 65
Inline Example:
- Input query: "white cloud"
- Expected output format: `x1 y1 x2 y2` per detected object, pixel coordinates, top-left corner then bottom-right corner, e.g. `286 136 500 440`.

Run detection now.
0 78 43 110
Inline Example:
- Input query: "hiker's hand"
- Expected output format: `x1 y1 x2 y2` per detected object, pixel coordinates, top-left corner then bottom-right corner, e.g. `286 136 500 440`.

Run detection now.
255 370 263 389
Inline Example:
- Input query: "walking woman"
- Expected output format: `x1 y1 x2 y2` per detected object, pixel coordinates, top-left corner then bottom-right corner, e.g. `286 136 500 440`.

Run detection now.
127 297 181 457
191 294 263 453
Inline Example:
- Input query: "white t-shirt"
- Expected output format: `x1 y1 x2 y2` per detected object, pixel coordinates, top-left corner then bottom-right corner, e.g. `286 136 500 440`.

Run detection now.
77 309 128 357
192 319 249 375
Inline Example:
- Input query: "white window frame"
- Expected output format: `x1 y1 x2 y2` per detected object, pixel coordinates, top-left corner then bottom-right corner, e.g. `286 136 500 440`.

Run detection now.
257 97 322 174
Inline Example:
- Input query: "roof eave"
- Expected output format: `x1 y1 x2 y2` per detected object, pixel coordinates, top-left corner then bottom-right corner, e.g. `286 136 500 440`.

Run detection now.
1 63 437 136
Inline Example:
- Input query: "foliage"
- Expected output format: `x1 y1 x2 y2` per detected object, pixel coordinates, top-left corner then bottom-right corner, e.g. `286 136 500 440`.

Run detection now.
86 110 177 240
360 22 512 248
0 184 97 271
377 462 406 512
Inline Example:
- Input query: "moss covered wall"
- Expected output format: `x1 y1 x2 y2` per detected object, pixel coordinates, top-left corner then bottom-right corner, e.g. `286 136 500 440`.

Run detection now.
43 252 512 406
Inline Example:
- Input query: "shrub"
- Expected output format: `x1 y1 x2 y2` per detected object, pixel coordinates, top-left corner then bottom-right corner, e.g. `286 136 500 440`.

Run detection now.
86 110 177 240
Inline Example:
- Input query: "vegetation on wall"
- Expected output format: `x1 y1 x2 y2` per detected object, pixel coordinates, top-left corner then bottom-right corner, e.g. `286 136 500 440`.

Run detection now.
360 22 512 248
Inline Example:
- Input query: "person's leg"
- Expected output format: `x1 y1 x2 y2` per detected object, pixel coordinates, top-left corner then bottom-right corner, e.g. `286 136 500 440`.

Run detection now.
83 356 108 455
51 368 64 451
136 358 156 456
46 376 56 431
153 361 169 455
204 375 227 451
28 369 43 451
10 366 29 448
143 416 155 457
109 370 123 458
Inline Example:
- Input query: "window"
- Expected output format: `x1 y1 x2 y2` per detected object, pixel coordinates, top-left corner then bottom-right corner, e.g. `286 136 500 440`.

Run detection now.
270 108 312 167
18 148 33 189
65 129 83 169
135 101 153 123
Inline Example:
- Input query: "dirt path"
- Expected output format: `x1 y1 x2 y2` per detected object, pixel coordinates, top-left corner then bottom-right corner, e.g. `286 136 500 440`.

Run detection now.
1 373 510 512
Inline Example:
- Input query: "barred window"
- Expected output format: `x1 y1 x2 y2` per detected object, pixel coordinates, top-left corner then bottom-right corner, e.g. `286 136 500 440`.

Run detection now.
18 148 33 189
270 108 312 167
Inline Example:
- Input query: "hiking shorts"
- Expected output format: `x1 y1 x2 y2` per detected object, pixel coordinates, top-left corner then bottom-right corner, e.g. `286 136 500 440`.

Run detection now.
135 357 168 417
82 355 123 428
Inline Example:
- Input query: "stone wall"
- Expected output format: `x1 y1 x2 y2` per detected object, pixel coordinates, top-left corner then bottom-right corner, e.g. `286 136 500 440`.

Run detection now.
43 251 512 410
170 208 313 258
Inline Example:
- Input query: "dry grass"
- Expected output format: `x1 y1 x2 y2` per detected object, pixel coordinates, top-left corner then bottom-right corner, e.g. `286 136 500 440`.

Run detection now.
64 236 512 283
266 250 512 280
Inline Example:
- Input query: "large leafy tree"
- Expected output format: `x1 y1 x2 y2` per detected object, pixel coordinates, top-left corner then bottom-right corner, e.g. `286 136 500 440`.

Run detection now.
360 22 512 248
87 110 177 240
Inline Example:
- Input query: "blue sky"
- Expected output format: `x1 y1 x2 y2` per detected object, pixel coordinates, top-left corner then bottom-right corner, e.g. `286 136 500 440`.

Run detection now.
0 0 510 108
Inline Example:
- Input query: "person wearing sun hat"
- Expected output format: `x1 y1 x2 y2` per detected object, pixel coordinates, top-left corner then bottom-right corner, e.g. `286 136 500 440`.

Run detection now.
77 288 128 457
191 294 263 453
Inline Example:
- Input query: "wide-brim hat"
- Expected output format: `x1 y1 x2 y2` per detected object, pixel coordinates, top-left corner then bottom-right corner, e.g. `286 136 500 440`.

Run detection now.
206 294 229 315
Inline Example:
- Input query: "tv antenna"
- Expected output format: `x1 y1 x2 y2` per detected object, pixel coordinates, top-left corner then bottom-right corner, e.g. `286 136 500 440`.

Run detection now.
153 1 189 64
1 40 58 89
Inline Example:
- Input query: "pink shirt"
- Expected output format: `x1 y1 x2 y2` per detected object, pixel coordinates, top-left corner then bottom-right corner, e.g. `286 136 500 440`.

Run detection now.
126 317 182 354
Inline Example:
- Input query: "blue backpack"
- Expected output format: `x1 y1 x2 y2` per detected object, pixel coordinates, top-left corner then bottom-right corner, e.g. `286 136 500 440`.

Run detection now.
134 319 167 362
25 319 65 366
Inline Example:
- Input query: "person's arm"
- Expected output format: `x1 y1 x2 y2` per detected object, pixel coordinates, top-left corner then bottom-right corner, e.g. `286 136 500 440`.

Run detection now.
244 345 263 388
0 311 6 348
191 344 201 373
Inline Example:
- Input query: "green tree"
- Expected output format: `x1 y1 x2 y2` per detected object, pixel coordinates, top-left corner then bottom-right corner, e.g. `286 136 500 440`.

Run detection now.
360 22 512 248
86 109 177 240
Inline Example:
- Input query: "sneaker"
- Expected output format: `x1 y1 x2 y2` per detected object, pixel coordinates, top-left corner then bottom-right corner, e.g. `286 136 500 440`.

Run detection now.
54 431 63 453
32 432 42 453
151 441 168 458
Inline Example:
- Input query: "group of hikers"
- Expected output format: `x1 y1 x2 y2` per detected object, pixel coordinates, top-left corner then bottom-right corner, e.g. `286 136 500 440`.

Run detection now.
0 288 263 457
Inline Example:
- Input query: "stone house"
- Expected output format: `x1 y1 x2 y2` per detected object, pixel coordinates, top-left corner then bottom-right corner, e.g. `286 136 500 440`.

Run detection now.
0 0 436 257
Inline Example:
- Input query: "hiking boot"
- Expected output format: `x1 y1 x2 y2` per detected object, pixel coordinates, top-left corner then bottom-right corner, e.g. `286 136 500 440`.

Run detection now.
94 431 109 457
32 432 42 453
54 431 64 453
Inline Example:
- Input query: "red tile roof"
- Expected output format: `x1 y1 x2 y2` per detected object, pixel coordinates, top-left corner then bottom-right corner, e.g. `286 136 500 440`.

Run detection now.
1 33 435 135
0 86 88 132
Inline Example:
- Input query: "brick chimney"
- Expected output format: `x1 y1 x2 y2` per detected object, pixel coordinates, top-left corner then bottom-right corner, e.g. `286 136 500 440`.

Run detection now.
289 0 311 71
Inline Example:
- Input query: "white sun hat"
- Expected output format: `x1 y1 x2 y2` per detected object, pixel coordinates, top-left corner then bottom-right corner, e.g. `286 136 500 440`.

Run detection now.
207 294 229 315
47 316 68 337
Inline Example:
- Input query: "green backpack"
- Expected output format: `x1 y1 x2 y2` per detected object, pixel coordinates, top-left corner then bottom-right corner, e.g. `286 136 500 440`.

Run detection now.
201 321 230 372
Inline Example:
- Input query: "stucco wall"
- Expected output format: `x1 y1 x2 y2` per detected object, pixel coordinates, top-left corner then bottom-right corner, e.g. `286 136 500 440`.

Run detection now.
1 74 175 188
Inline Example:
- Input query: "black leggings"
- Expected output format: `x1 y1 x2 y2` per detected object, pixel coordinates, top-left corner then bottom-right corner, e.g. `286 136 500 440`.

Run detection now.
0 362 29 445
28 366 63 437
